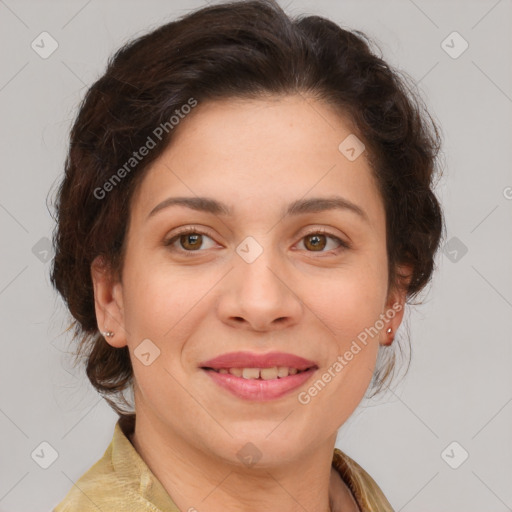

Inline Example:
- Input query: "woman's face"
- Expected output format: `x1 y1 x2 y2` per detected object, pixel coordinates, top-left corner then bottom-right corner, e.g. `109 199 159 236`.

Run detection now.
93 94 406 465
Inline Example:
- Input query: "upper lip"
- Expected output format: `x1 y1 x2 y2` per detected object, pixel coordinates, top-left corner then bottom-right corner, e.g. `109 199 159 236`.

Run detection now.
199 351 317 370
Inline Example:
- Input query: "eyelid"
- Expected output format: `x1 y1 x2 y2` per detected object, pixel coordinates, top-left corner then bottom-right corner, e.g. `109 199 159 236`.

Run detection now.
298 227 351 251
163 225 217 248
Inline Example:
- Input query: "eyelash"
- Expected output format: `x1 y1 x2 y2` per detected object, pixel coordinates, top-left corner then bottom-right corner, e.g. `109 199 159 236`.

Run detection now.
163 226 350 257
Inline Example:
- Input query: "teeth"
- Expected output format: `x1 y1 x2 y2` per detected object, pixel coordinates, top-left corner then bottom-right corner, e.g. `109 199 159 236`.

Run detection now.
277 366 289 378
242 368 260 379
260 367 278 380
212 366 305 379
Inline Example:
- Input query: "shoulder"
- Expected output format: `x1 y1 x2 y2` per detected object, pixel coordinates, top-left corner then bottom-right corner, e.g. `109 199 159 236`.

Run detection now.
53 417 166 512
53 453 155 512
53 444 118 512
332 448 395 512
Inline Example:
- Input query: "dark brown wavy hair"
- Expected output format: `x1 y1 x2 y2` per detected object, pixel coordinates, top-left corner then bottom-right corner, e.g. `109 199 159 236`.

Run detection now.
50 0 444 420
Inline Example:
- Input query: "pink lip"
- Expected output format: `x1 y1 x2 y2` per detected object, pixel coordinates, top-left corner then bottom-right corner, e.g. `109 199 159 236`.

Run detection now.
199 351 317 371
203 367 317 401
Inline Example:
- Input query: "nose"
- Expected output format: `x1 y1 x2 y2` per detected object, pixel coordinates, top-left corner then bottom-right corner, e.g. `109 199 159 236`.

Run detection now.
217 252 303 333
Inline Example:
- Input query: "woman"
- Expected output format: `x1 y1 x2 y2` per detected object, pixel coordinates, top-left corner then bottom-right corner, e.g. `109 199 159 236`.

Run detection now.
50 0 443 510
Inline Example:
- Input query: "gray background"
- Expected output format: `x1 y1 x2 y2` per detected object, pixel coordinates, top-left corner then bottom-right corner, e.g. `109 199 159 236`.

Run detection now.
1 0 511 510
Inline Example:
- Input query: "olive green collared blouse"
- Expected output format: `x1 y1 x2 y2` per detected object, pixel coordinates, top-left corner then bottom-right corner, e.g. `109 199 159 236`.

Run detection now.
53 416 394 512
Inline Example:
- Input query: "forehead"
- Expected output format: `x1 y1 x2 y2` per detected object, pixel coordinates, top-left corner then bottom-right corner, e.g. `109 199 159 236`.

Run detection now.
130 95 384 226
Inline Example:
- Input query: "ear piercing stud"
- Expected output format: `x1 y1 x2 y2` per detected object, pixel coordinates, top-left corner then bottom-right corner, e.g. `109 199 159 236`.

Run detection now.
102 331 115 338
386 327 392 334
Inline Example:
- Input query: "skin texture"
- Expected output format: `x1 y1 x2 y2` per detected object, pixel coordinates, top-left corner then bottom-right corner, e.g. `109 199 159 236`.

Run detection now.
91 94 408 512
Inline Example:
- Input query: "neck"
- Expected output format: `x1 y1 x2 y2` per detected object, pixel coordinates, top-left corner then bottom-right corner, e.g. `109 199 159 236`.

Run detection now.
128 404 357 512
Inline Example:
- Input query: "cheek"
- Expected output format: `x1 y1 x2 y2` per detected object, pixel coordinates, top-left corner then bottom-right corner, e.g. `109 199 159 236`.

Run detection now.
121 260 203 337
131 357 210 435
304 262 388 342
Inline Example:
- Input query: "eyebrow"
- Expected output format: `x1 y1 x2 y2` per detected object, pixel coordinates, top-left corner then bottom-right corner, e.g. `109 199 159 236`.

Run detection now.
147 195 369 222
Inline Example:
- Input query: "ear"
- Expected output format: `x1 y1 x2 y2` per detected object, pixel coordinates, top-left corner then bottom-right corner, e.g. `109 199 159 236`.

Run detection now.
380 264 412 346
90 255 127 348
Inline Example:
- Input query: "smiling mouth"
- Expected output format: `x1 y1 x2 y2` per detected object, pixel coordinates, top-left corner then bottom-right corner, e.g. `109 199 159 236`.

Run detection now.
201 366 315 380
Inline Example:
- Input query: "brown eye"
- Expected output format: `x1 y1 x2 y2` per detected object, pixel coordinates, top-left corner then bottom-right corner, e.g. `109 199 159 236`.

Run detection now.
164 228 217 253
298 230 349 253
180 233 203 251
304 233 327 251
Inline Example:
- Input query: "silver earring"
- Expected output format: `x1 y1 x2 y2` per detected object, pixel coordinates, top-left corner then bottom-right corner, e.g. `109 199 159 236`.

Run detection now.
386 327 392 334
102 331 115 338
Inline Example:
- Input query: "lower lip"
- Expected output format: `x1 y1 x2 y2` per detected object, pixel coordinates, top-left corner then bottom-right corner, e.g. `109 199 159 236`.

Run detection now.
202 368 317 401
